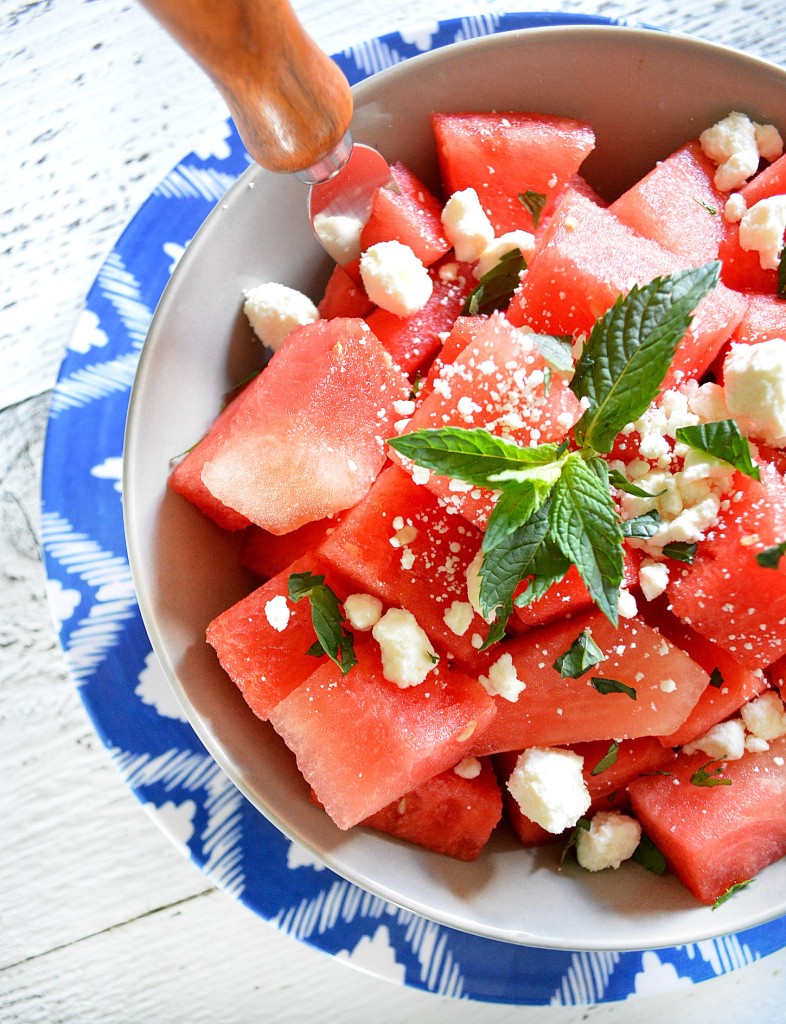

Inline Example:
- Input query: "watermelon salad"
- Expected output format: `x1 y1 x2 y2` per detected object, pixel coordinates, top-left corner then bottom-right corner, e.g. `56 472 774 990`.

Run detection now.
168 108 786 908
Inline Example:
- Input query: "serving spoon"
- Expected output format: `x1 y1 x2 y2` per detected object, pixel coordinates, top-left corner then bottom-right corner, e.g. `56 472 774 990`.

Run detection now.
137 0 394 262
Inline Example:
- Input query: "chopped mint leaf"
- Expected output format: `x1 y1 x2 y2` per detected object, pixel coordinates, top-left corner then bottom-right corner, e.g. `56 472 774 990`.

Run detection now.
480 597 513 651
632 834 667 875
532 333 574 373
621 509 662 538
690 760 732 788
482 482 555 553
288 571 357 675
778 246 786 298
675 419 760 480
609 469 667 498
693 196 718 216
709 667 724 689
756 540 786 569
590 677 637 699
553 629 604 679
550 454 624 625
712 879 754 909
305 640 326 658
570 263 721 452
387 427 562 489
518 190 547 229
560 815 592 865
590 740 619 776
461 249 526 315
662 540 697 564
409 370 421 400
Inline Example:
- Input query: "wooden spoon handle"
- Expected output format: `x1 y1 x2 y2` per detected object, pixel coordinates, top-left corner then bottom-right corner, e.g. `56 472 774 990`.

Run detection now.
138 0 353 173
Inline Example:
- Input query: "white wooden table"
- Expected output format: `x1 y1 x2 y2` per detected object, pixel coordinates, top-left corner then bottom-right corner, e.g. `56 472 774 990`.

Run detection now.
3 0 786 1019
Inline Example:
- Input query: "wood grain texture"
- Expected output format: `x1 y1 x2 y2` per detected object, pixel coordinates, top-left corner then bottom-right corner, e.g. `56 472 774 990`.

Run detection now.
4 0 786 1020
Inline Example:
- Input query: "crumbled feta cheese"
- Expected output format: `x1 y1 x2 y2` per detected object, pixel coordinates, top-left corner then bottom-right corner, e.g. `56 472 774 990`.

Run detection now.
755 122 784 162
371 607 438 688
359 241 433 316
443 600 474 637
441 188 495 262
639 559 670 601
506 747 591 834
660 678 677 693
344 593 383 631
473 230 536 279
243 281 319 351
745 735 771 753
312 211 365 264
263 594 290 632
686 381 730 423
454 755 482 779
724 193 747 223
738 196 786 270
699 111 781 191
740 691 786 741
617 588 638 620
412 465 431 485
575 811 642 871
478 652 526 703
683 718 746 761
724 338 786 447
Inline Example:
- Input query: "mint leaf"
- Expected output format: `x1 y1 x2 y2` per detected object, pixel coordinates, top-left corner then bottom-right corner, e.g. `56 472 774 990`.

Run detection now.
621 509 662 538
712 879 754 908
662 540 697 564
756 540 786 569
560 815 591 865
590 677 637 699
632 834 667 875
288 571 356 675
482 482 555 553
675 419 760 480
609 469 666 498
532 333 574 373
553 629 604 678
590 740 619 776
778 246 786 298
513 537 571 607
709 667 724 689
387 427 561 489
690 760 731 788
479 597 513 651
571 263 721 452
462 249 526 315
519 190 547 229
550 454 624 625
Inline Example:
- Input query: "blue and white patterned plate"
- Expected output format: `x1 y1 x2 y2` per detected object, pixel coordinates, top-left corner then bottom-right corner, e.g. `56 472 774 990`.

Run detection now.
41 10 786 1006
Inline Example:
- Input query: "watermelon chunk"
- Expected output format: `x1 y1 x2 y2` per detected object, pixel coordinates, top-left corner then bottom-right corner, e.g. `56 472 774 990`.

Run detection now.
193 318 410 535
610 141 727 263
317 265 374 319
507 190 747 390
469 609 709 755
239 517 342 581
393 312 582 529
432 111 595 234
628 739 786 904
667 462 786 670
316 464 493 663
360 758 502 860
360 162 450 267
269 638 497 829
206 553 349 721
733 293 786 346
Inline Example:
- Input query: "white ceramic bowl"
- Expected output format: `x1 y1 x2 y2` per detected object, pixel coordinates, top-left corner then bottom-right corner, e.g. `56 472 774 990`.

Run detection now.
124 25 786 950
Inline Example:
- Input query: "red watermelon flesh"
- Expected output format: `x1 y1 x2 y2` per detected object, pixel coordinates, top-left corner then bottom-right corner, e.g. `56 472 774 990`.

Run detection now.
469 609 709 755
268 638 497 830
364 258 475 375
206 553 349 721
432 111 595 235
393 312 581 529
717 152 786 292
317 264 374 319
507 191 746 391
360 161 450 267
628 738 786 904
638 596 769 747
733 292 786 346
239 516 343 581
198 318 410 535
360 758 502 861
610 141 728 263
667 462 786 670
316 463 493 664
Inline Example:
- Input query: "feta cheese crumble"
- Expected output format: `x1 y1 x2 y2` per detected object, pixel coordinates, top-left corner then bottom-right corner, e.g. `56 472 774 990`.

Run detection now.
739 691 786 741
506 747 591 834
575 811 642 872
443 600 474 637
478 652 526 702
263 594 290 632
474 230 536 279
343 593 383 632
639 559 670 601
359 241 433 317
683 718 747 761
371 607 438 688
738 196 786 270
312 211 365 265
699 111 783 191
724 338 786 447
243 281 319 351
441 188 495 262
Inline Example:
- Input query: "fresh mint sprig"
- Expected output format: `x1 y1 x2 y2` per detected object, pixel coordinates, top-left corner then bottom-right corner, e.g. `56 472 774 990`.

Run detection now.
287 571 357 675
